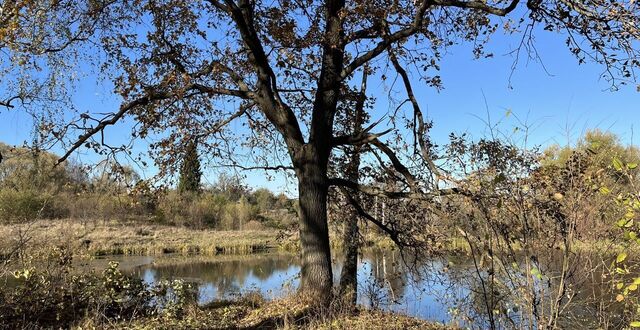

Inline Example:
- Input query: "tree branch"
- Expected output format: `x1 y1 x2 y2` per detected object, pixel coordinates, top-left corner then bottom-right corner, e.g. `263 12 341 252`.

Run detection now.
340 187 405 247
341 0 433 79
370 138 419 191
196 102 255 139
222 0 305 151
331 128 393 146
433 0 520 16
56 91 174 166
329 177 467 200
387 49 445 185
342 0 520 79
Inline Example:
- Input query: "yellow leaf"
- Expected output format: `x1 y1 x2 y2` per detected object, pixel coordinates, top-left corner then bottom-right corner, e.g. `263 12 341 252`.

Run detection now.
617 252 628 263
613 157 624 171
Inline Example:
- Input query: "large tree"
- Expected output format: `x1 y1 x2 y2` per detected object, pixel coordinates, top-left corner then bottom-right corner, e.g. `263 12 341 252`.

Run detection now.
2 0 639 302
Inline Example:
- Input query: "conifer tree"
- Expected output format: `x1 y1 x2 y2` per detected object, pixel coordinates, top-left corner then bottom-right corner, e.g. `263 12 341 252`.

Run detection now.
178 139 202 194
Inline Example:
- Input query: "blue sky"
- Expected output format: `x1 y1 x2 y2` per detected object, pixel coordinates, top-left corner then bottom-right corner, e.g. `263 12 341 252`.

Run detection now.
1 25 638 194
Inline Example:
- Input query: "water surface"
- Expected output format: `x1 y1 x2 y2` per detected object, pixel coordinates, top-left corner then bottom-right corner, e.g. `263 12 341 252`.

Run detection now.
94 250 619 329
100 251 460 325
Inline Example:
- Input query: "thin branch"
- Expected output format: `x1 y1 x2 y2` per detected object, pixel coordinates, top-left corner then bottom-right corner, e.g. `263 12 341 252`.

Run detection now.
387 49 445 185
341 187 404 247
196 102 255 139
329 177 468 200
342 0 521 79
331 128 393 146
433 0 520 16
370 138 419 191
341 0 433 79
216 164 295 171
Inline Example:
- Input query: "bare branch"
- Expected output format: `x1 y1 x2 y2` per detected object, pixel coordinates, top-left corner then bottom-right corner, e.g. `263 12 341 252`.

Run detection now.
370 138 419 191
55 79 253 166
331 128 393 146
56 91 173 166
329 177 468 200
342 0 521 79
195 102 255 139
433 0 520 16
340 187 404 247
341 0 433 79
221 0 305 150
387 49 445 185
216 163 295 171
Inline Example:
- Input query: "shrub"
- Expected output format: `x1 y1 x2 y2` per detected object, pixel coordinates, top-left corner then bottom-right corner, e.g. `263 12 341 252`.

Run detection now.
157 191 228 228
243 220 266 231
0 189 66 223
220 196 258 230
0 252 196 329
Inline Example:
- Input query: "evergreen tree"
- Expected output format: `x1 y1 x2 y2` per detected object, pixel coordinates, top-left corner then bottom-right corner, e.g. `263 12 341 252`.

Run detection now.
177 139 202 194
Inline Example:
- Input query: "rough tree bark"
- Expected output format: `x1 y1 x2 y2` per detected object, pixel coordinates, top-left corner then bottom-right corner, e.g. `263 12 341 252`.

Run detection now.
295 145 334 300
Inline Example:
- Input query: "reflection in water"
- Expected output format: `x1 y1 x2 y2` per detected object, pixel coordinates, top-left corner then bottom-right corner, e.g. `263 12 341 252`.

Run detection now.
110 251 619 328
128 254 300 303
5 250 624 328
97 252 624 328
120 251 456 324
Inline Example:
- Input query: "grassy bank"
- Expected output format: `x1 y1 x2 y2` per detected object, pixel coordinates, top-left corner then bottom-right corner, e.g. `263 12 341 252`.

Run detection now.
0 219 283 259
4 218 616 264
0 219 478 263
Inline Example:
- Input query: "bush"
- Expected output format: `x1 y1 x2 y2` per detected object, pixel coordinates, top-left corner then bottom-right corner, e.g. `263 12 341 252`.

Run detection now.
157 192 228 228
0 190 67 223
189 193 227 228
0 251 196 329
220 196 258 230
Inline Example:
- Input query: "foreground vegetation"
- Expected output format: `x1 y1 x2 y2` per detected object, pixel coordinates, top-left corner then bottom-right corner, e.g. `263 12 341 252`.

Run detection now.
1 252 445 330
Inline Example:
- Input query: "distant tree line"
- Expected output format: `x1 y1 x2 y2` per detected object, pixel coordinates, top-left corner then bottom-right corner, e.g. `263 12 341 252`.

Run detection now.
0 142 297 230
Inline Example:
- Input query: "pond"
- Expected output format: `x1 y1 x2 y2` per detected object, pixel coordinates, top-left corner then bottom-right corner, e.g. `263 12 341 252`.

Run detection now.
83 250 619 329
86 251 477 327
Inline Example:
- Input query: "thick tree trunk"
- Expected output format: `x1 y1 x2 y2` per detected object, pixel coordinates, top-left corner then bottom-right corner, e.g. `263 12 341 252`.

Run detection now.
297 155 333 302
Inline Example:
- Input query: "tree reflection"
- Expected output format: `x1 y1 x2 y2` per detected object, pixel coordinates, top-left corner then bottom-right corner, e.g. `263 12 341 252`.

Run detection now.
129 254 298 302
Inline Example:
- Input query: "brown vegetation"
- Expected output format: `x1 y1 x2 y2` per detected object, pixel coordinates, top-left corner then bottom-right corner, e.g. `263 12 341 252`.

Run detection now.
0 219 281 260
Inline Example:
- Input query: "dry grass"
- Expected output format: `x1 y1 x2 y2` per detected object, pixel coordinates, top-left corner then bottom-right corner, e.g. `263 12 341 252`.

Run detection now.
0 219 282 260
0 218 474 264
314 310 450 329
78 295 450 330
